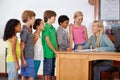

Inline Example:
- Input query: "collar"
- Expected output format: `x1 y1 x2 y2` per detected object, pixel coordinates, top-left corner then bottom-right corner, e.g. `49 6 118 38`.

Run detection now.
59 26 66 31
45 22 54 29
23 25 31 32
59 26 68 33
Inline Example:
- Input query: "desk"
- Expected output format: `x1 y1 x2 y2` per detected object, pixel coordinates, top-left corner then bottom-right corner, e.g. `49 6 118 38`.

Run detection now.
56 51 120 80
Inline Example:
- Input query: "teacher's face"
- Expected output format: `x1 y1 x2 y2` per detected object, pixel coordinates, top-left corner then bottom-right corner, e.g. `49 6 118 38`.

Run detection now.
92 23 100 34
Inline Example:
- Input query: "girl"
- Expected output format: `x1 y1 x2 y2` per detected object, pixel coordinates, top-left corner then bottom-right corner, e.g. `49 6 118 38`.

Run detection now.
69 11 88 50
33 19 44 80
79 20 115 80
3 19 21 80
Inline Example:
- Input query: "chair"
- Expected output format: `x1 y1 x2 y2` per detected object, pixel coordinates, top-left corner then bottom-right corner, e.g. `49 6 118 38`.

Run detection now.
109 61 120 79
100 61 120 80
100 35 120 80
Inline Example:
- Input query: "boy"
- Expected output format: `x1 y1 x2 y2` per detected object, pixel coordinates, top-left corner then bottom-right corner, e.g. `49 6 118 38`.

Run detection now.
42 10 57 80
57 15 72 51
20 10 36 80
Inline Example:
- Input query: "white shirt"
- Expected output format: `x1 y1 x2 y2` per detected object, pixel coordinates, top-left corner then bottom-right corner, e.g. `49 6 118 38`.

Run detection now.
34 37 43 60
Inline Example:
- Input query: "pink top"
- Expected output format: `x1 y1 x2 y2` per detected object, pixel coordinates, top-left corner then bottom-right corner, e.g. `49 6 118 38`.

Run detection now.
72 25 87 44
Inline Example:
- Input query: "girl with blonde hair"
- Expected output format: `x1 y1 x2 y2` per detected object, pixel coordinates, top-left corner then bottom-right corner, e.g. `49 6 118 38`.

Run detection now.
69 11 88 50
79 20 115 80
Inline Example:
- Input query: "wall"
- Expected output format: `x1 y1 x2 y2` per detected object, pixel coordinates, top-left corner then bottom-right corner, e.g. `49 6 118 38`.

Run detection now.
0 0 94 75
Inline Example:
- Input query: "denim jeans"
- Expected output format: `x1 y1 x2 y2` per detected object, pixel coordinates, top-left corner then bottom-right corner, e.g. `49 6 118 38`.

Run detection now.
92 60 112 80
74 43 86 50
43 58 56 76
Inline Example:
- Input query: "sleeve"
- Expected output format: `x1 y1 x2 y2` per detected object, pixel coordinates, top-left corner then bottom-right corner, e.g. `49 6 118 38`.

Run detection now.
42 27 49 38
57 29 64 45
83 36 93 49
20 30 28 42
97 34 115 52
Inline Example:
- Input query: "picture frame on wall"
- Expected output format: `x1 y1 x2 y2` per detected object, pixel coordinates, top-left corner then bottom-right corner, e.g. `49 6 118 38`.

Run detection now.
99 0 120 20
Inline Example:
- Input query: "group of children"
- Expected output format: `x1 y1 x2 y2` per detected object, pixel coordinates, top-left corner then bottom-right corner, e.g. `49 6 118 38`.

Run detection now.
3 9 115 80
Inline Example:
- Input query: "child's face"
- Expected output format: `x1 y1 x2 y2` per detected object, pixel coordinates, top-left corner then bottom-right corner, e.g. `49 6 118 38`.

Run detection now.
28 16 35 25
48 16 56 24
92 23 101 34
60 20 69 29
74 16 83 24
15 22 21 33
38 20 44 31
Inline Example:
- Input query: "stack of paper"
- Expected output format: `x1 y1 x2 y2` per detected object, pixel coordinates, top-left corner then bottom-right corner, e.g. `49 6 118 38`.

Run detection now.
74 49 95 52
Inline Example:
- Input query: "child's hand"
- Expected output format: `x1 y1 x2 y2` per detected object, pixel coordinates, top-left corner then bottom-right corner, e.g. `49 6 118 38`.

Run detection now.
16 64 20 70
54 50 58 53
77 46 83 50
66 47 72 51
54 50 58 58
22 59 27 67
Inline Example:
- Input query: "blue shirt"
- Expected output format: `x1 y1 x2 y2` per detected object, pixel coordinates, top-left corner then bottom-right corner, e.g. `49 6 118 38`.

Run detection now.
83 34 115 52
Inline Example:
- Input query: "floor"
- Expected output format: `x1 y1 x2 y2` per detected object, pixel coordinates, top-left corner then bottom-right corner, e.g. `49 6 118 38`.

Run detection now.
0 77 43 80
0 74 56 80
0 74 44 80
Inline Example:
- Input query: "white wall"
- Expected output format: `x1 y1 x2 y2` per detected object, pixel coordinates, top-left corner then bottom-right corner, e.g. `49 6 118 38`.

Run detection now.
0 0 94 75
